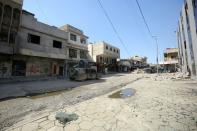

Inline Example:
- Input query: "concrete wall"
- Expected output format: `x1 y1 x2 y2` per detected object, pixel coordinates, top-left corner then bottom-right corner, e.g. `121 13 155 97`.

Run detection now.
0 55 12 78
11 0 23 5
0 0 22 54
12 55 65 77
59 24 88 46
16 11 68 59
187 0 197 76
88 41 120 63
177 0 197 78
103 42 120 58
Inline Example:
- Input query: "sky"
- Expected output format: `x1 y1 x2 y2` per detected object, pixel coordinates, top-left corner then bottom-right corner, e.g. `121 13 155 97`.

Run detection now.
23 0 184 63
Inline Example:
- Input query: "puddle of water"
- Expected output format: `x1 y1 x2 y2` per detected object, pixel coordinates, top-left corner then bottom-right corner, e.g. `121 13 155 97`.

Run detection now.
108 88 136 98
28 88 73 99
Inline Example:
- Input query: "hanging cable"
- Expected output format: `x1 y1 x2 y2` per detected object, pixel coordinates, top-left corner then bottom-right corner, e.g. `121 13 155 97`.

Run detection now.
36 0 49 22
135 0 152 37
97 0 130 56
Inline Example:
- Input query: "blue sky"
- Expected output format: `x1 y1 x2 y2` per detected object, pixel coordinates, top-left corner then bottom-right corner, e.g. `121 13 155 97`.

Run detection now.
23 0 183 63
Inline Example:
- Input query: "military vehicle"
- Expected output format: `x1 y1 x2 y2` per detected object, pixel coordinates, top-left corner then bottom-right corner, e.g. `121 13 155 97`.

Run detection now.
69 60 100 81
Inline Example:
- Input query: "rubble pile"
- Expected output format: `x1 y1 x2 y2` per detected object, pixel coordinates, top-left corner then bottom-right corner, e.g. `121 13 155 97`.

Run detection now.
151 72 190 81
132 69 146 74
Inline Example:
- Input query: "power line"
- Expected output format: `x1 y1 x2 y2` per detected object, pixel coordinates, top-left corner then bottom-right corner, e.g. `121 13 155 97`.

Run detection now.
36 0 49 22
97 0 130 56
134 0 152 37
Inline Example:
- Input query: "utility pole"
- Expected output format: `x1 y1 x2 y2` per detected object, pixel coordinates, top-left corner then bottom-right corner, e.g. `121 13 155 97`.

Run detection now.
152 36 159 74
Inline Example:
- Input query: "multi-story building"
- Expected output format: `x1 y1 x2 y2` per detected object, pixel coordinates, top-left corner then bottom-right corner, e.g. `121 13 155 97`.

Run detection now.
130 55 148 69
59 24 89 69
88 41 120 72
0 8 89 79
0 0 23 78
15 10 68 77
177 0 197 78
159 48 179 72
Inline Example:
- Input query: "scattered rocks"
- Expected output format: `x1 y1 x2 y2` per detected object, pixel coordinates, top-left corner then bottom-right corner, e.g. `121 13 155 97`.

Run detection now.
55 112 78 125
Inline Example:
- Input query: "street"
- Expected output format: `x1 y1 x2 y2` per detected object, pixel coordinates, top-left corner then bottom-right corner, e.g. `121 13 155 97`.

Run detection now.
1 73 197 131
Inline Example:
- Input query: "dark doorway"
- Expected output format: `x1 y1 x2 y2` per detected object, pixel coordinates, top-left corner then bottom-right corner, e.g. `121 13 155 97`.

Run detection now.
53 65 57 75
12 60 26 76
59 66 64 76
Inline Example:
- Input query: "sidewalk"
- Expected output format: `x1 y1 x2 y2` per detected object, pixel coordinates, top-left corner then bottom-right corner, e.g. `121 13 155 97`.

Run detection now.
0 77 104 100
0 73 131 100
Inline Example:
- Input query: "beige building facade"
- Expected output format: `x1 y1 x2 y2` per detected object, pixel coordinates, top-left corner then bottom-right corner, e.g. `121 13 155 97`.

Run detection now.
130 55 148 69
88 41 120 72
164 48 179 63
159 48 179 72
88 41 120 64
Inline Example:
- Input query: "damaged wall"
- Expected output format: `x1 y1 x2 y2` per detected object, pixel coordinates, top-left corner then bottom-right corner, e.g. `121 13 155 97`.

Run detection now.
0 55 12 78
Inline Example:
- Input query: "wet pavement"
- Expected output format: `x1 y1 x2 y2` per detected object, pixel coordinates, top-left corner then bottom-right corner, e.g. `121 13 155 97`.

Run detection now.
5 74 197 131
108 88 136 98
0 73 142 130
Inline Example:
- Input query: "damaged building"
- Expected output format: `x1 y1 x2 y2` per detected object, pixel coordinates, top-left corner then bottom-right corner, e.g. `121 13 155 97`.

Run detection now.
15 10 69 77
177 0 197 78
88 41 120 73
130 55 148 70
0 0 23 78
0 0 89 79
59 24 89 73
159 48 179 73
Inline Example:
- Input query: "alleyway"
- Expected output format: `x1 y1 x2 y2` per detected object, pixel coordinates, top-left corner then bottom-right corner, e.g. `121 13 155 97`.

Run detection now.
0 73 197 131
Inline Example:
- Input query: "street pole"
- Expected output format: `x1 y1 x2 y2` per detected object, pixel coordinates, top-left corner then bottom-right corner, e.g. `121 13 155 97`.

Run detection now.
152 36 159 74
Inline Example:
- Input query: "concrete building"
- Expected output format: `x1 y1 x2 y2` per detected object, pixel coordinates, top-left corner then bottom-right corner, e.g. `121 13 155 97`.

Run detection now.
14 10 69 77
0 7 89 79
59 24 89 69
130 55 148 69
159 48 179 72
177 0 197 78
88 41 120 72
0 0 23 78
117 59 131 72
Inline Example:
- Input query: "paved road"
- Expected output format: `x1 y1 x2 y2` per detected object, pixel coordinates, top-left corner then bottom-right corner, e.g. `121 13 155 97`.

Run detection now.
5 74 197 131
0 73 142 130
0 73 130 100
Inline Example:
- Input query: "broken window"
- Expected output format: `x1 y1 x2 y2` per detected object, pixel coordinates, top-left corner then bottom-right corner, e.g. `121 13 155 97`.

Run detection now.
9 31 17 43
114 49 116 52
0 5 12 42
80 50 87 59
53 40 62 49
12 8 20 29
184 41 187 49
110 47 112 51
164 53 167 58
9 9 20 44
70 33 77 41
117 50 119 53
106 46 108 50
0 26 9 42
80 38 86 44
69 49 77 58
2 5 12 26
27 33 40 44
